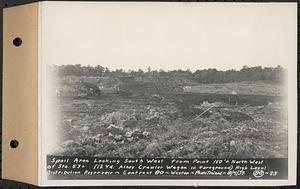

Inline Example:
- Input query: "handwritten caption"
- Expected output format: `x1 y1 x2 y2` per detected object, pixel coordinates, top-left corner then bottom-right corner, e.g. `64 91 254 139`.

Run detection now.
47 156 285 179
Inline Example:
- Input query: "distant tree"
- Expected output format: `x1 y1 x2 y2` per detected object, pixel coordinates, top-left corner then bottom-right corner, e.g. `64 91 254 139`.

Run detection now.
104 67 110 74
54 64 286 84
95 65 105 75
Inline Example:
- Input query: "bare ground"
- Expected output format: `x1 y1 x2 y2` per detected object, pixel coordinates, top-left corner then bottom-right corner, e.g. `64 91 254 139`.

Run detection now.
50 92 288 159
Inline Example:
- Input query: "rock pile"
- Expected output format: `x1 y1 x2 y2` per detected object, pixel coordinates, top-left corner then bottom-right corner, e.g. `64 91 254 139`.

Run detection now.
98 111 153 143
100 111 128 127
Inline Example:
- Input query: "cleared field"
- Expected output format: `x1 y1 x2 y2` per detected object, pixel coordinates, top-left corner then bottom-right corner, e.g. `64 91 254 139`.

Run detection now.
184 81 285 96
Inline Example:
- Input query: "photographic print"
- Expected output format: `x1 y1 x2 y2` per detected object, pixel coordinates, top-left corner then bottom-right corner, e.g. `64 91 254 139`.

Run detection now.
38 2 297 186
47 58 288 160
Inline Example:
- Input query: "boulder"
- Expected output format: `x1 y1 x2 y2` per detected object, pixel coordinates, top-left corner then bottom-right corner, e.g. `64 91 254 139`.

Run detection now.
113 134 124 141
107 124 124 135
61 140 81 148
230 140 236 147
124 131 133 138
100 111 128 126
127 137 134 142
142 142 161 157
151 94 164 101
81 125 90 132
131 128 142 137
208 112 223 121
123 116 138 128
142 131 151 137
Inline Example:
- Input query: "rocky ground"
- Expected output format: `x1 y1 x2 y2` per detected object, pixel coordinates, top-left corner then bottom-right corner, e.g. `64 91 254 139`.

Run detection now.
50 93 288 159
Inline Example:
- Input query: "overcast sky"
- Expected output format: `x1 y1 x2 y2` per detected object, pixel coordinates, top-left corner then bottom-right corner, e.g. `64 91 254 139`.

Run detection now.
41 2 296 71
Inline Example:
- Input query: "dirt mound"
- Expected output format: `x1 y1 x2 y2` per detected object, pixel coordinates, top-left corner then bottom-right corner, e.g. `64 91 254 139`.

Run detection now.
219 109 254 122
100 111 128 127
107 124 125 135
53 93 287 159
142 141 162 157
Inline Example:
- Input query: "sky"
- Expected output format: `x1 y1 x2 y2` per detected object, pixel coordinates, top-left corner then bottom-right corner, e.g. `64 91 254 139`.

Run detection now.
41 2 297 71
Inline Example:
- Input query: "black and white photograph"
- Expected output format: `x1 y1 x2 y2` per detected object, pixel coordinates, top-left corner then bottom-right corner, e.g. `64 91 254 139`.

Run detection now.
47 56 288 160
38 1 297 186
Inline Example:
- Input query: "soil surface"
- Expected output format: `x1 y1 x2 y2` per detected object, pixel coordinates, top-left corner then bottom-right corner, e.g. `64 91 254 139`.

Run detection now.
50 91 288 159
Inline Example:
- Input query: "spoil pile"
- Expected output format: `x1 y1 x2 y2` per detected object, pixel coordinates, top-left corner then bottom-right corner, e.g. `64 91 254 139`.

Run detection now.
53 97 287 159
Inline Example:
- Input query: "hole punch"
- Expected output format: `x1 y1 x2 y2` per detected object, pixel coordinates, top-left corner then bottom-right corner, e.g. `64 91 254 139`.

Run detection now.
13 37 22 47
10 140 19 148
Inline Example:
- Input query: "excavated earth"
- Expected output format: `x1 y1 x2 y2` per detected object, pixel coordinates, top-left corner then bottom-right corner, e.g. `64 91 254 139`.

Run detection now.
50 92 288 159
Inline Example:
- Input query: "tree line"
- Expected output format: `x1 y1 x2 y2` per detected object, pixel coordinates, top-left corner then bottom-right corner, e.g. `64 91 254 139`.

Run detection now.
49 64 286 84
